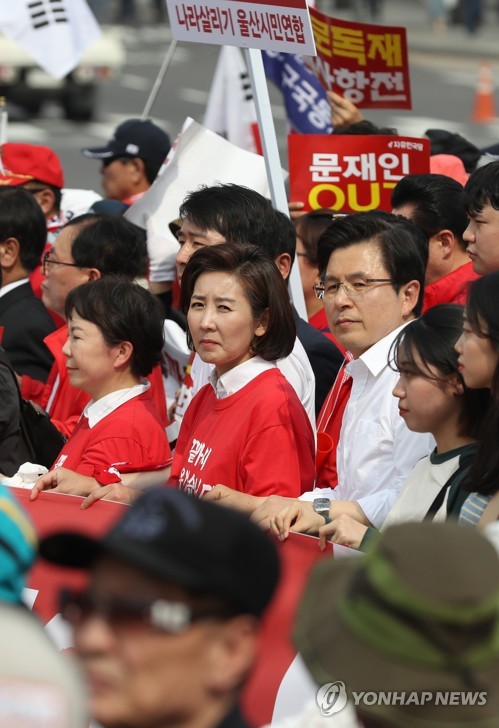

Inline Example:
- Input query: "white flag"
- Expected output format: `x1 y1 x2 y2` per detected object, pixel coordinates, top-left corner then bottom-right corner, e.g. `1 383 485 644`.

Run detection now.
0 0 101 79
125 118 277 284
204 46 259 154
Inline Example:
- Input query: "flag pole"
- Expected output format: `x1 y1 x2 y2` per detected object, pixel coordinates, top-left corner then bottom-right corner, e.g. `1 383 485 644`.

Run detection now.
243 47 307 320
141 40 178 119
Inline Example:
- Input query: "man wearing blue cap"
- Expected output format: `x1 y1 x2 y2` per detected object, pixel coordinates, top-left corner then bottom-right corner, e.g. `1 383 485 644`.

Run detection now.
82 118 171 206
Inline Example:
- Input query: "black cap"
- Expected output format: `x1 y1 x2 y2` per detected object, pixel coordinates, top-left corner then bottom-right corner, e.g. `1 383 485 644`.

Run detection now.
425 129 481 173
39 488 280 617
82 118 171 166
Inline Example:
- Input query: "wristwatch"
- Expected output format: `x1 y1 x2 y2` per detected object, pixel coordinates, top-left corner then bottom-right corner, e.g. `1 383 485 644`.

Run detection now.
313 498 331 525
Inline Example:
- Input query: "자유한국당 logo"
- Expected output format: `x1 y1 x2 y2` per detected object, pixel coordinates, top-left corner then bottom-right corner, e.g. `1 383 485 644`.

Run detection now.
316 681 348 716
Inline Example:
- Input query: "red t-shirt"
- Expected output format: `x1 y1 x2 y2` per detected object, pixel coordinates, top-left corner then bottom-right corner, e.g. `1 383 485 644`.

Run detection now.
170 368 315 498
52 390 172 476
423 262 480 312
21 325 169 438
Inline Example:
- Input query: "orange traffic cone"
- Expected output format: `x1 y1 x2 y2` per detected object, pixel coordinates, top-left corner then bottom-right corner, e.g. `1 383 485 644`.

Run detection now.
471 61 496 123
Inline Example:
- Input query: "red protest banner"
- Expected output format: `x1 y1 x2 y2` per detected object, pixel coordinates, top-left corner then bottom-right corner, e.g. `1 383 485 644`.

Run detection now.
10 487 333 726
307 8 411 109
289 134 430 214
242 532 332 725
10 487 126 624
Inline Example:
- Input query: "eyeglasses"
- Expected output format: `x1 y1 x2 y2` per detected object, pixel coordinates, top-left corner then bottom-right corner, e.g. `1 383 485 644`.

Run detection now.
314 278 394 300
42 251 82 275
59 588 233 634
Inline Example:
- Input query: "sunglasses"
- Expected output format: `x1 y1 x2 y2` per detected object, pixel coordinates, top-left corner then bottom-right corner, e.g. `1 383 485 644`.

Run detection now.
59 588 233 633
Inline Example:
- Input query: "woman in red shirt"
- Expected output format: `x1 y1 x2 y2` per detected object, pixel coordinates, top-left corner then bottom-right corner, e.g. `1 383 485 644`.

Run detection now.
31 277 172 501
169 243 315 498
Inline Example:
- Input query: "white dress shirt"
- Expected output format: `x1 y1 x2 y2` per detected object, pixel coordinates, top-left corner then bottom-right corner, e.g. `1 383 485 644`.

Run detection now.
0 278 29 298
82 380 150 428
207 356 276 398
300 323 434 528
191 336 316 433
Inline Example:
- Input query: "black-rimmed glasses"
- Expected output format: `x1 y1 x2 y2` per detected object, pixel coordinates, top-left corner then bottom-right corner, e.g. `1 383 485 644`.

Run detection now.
42 251 82 275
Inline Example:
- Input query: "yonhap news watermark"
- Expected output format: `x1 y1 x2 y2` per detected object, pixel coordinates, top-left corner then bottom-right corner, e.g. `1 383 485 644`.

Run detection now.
316 682 488 717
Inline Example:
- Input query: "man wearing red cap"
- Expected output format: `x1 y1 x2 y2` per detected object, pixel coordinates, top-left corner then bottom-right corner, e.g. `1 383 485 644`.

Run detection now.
0 142 65 235
0 143 66 301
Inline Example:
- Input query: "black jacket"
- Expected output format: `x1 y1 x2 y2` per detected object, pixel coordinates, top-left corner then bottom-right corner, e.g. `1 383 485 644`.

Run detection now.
0 281 55 381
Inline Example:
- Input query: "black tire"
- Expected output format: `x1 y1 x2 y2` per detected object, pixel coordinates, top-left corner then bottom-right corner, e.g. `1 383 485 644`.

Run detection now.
22 100 42 117
62 85 96 122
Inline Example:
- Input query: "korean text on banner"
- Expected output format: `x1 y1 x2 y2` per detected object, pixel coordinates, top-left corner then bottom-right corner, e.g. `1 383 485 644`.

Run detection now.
263 51 332 134
289 135 430 214
166 0 316 55
306 8 411 110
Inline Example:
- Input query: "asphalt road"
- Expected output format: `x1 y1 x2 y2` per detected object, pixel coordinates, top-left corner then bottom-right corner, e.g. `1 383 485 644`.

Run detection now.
5 9 499 193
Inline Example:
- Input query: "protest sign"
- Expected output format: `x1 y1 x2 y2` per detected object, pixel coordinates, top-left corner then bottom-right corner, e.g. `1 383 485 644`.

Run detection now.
289 134 430 214
125 117 277 283
263 51 332 134
307 8 411 110
166 0 315 55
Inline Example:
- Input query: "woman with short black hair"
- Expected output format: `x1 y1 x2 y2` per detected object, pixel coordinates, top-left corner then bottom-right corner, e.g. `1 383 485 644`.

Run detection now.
170 243 315 498
31 277 172 500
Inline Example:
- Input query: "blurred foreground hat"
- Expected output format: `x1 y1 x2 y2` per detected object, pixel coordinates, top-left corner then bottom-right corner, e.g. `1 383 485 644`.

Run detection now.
429 154 469 186
82 118 171 166
0 484 37 604
40 487 280 617
294 521 499 727
425 129 481 173
0 143 64 188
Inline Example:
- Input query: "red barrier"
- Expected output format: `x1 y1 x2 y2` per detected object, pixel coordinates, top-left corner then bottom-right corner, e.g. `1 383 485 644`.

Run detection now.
10 487 332 726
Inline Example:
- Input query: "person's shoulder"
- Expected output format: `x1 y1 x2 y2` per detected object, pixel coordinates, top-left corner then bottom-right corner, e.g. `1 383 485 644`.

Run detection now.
0 282 32 311
249 369 307 414
295 315 337 353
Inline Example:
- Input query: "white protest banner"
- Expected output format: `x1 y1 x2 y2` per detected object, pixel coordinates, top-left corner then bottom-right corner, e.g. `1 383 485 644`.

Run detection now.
166 0 315 55
204 45 260 154
0 0 101 80
125 117 279 283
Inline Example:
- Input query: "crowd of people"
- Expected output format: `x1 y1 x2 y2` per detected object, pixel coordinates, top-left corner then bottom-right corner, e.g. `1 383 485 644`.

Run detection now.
2 99 499 727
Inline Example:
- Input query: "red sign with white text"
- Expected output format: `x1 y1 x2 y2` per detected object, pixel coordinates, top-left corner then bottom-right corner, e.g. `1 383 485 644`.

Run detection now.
289 134 430 214
307 9 411 109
